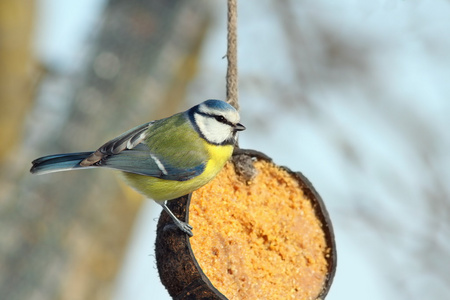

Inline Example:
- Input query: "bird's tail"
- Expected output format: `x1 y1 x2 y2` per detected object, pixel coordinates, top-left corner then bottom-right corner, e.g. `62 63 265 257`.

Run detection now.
30 152 94 175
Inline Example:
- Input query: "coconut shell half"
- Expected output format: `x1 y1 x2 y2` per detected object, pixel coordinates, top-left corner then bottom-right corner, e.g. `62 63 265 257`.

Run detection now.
155 149 336 299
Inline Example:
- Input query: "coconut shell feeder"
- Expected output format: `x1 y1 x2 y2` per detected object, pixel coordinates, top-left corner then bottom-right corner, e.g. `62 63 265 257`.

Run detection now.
155 149 336 299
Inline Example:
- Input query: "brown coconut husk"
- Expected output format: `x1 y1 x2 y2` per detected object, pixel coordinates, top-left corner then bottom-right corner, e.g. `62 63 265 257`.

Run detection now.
155 149 336 299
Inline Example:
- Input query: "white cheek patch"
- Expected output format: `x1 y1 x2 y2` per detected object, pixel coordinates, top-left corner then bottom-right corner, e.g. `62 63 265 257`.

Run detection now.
194 114 232 144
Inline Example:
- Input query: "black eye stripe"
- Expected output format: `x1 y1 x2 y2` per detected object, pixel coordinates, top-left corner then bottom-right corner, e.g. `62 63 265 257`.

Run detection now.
197 112 233 126
215 115 226 123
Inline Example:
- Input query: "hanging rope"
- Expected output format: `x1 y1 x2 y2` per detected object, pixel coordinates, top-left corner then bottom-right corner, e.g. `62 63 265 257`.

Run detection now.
226 0 256 179
226 0 239 110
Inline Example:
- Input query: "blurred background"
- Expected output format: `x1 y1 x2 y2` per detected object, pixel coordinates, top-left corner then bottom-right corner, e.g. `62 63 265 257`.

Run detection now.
1 0 449 299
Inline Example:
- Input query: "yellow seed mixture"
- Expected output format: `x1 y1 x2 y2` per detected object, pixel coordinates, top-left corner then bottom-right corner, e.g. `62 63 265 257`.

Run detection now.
190 160 329 300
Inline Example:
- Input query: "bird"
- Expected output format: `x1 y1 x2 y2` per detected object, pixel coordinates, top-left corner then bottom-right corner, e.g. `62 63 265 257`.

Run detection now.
30 99 245 236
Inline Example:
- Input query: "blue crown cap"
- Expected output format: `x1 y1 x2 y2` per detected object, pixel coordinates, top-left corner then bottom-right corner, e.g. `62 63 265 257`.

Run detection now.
202 99 236 111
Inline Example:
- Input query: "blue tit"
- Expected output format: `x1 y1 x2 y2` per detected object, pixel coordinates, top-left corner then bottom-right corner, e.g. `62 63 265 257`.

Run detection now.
30 99 245 236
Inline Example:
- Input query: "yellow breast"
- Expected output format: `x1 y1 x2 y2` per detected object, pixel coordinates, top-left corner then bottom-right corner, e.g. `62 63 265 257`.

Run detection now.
120 142 233 202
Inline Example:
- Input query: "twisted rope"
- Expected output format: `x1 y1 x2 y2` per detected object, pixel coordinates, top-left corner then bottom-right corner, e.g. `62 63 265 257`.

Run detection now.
226 0 239 110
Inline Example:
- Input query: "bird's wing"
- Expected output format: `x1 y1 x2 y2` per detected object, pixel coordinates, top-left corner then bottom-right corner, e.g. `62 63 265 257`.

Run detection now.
81 118 206 181
80 122 154 167
103 143 205 181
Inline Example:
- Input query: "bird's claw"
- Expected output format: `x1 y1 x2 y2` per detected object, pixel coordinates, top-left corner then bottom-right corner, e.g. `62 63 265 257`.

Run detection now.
164 220 193 237
179 222 194 237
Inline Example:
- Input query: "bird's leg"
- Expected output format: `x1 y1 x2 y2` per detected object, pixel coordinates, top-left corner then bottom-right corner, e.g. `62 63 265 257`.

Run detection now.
159 202 193 237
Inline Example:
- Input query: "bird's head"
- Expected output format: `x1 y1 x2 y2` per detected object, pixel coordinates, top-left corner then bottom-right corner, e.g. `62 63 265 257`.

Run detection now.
189 99 245 145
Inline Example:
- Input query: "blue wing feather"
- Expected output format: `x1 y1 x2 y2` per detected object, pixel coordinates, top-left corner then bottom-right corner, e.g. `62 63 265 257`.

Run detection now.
103 144 205 181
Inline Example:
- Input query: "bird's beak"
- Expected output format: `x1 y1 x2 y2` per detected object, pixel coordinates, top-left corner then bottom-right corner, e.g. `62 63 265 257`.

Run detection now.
234 123 246 131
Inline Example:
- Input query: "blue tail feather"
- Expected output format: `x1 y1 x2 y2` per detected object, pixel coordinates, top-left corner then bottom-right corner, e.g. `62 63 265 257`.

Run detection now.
30 152 94 175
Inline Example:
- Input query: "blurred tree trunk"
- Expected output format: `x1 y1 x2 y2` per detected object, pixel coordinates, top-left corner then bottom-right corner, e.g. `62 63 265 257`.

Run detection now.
0 0 35 162
0 1 210 299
